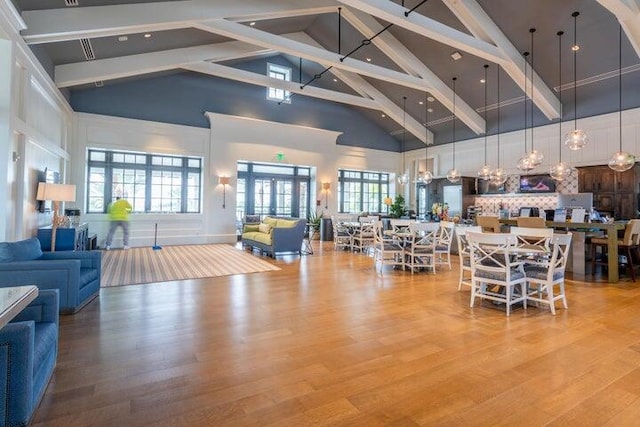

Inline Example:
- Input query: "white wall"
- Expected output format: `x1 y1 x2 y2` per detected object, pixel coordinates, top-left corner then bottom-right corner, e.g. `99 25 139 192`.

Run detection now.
73 112 400 247
0 3 73 242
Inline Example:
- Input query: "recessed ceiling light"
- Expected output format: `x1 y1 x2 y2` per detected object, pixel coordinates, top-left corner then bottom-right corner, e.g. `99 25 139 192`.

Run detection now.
427 96 435 102
333 78 337 82
451 51 462 61
144 33 152 38
366 57 372 62
381 113 386 118
118 36 128 42
480 78 486 83
249 22 256 26
418 101 424 105
427 108 433 113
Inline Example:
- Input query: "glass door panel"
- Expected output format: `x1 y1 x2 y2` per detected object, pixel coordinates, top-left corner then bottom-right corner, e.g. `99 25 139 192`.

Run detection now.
254 178 271 217
275 179 293 216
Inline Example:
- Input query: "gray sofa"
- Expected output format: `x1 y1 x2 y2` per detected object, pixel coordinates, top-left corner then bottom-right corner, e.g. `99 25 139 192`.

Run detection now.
241 216 306 257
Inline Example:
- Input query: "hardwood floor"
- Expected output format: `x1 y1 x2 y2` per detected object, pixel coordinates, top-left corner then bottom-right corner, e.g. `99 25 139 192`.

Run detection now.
32 242 640 426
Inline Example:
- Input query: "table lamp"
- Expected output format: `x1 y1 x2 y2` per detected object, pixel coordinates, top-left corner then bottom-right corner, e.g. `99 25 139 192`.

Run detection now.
36 183 76 252
384 197 393 214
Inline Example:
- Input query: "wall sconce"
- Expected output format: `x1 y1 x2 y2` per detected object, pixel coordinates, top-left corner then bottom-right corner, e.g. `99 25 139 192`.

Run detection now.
36 182 76 252
219 176 230 209
322 182 330 209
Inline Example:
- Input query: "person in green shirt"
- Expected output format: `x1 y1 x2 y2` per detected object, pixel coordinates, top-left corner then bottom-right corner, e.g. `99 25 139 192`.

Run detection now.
105 196 132 250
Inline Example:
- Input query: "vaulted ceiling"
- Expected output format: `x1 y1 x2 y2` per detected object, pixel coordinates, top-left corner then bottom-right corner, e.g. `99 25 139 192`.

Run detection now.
9 0 640 149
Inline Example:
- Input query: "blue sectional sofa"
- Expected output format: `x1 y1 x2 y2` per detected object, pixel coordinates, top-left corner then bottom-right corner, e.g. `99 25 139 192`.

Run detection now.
241 216 306 257
0 289 59 427
0 237 101 314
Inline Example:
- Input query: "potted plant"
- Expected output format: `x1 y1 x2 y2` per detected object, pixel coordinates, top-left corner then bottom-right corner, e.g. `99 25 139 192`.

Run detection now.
389 194 407 218
307 209 323 238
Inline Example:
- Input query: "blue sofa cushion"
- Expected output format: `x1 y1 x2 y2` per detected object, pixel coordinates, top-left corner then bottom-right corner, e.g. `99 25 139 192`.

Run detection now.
0 238 43 262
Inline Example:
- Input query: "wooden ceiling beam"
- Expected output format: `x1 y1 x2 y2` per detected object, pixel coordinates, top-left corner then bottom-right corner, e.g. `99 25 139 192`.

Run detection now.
597 0 640 58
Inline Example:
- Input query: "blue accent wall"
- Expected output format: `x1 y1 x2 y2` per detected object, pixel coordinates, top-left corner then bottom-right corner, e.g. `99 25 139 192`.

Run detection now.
70 56 400 152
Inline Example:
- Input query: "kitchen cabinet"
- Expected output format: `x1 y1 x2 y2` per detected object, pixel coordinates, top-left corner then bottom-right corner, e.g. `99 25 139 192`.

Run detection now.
578 164 639 219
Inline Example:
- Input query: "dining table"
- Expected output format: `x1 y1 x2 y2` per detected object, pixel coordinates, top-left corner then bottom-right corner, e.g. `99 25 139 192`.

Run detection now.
500 219 627 283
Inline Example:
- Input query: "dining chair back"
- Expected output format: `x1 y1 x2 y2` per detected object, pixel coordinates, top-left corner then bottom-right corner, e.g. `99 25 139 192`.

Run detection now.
435 221 456 270
476 216 501 233
524 232 572 315
331 216 353 251
466 231 527 316
591 219 640 281
405 222 438 274
510 226 554 251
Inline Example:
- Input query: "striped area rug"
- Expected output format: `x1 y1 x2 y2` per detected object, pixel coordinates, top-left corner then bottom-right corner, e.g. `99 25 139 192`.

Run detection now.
101 244 280 287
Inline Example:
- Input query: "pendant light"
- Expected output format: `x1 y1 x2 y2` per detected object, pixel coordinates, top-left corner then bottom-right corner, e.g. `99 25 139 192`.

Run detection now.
397 96 410 185
418 91 433 184
447 77 461 183
550 30 573 181
517 51 534 172
490 67 508 186
608 24 636 172
526 28 544 167
564 11 587 150
477 64 492 180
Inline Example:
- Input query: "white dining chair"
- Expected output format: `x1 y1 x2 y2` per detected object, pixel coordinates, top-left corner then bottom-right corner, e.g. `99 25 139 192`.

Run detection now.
435 221 456 270
455 226 482 290
405 222 437 274
372 221 404 273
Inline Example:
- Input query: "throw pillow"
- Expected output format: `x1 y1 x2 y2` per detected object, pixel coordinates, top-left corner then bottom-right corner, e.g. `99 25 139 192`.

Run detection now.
258 223 272 234
0 237 43 262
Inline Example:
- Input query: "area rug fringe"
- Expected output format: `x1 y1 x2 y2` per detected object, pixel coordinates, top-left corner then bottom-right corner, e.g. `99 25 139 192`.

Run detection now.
101 244 280 287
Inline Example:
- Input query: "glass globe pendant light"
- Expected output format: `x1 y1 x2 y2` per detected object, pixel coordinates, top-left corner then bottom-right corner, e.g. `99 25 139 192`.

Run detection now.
517 51 534 172
418 91 433 184
526 28 544 167
477 64 492 180
550 31 573 181
490 67 508 186
608 25 636 172
447 77 461 183
397 96 410 185
564 11 587 151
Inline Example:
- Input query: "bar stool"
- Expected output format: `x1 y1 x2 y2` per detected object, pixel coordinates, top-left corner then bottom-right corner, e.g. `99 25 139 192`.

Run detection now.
590 219 640 281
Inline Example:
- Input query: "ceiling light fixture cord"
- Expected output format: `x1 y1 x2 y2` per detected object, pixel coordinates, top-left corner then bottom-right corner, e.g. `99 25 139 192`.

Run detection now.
403 95 407 170
484 64 488 165
425 91 429 161
573 12 578 132
524 51 529 155
530 28 535 152
558 31 563 162
619 25 622 152
338 7 342 55
452 77 456 168
405 0 428 17
497 68 501 168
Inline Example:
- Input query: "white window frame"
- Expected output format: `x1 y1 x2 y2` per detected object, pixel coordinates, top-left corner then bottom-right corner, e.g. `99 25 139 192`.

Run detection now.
266 63 291 103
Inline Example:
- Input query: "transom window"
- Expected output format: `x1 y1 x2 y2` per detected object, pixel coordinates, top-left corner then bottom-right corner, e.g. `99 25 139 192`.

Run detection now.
338 169 389 213
266 63 291 103
86 149 202 214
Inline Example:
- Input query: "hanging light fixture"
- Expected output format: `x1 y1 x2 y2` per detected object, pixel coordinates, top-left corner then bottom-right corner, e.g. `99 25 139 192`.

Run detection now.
527 28 544 167
397 95 410 185
477 64 492 180
418 91 433 184
490 67 508 186
564 11 587 150
550 30 573 181
447 77 461 183
517 51 534 172
608 24 636 172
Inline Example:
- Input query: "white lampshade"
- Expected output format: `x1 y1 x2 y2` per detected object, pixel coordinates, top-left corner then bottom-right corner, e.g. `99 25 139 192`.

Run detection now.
608 151 636 172
36 183 76 202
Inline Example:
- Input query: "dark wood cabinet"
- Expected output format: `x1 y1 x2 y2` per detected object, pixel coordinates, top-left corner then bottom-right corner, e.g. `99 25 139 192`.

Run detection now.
578 165 639 219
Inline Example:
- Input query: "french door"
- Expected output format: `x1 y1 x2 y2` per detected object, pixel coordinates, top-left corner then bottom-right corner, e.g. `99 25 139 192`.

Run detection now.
253 178 294 217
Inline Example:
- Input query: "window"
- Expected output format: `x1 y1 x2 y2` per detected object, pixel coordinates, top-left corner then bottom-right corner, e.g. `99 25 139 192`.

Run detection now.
266 63 291 103
338 169 389 213
86 149 202 214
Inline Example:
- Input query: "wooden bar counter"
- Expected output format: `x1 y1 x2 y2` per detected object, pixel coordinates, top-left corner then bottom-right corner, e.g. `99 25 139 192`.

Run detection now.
500 219 627 283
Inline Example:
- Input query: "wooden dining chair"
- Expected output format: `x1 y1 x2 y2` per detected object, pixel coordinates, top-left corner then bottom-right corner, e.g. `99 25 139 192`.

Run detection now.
476 216 502 233
590 219 640 281
516 217 546 228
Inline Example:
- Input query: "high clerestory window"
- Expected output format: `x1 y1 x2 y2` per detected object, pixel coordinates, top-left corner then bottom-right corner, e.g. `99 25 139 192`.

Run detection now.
338 169 389 214
86 149 202 214
266 63 291 103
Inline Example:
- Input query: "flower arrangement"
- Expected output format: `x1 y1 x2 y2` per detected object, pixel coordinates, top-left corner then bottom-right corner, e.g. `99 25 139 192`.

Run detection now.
431 202 449 220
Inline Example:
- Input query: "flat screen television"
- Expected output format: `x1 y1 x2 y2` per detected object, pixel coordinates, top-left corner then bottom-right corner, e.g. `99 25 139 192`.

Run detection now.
519 174 556 193
476 179 506 194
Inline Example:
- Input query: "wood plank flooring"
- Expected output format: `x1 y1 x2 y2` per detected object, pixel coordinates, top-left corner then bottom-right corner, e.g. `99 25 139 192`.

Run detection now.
32 242 640 426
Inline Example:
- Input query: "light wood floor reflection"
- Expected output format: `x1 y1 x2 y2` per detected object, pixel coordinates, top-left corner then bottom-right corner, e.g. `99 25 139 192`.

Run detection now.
33 241 640 426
